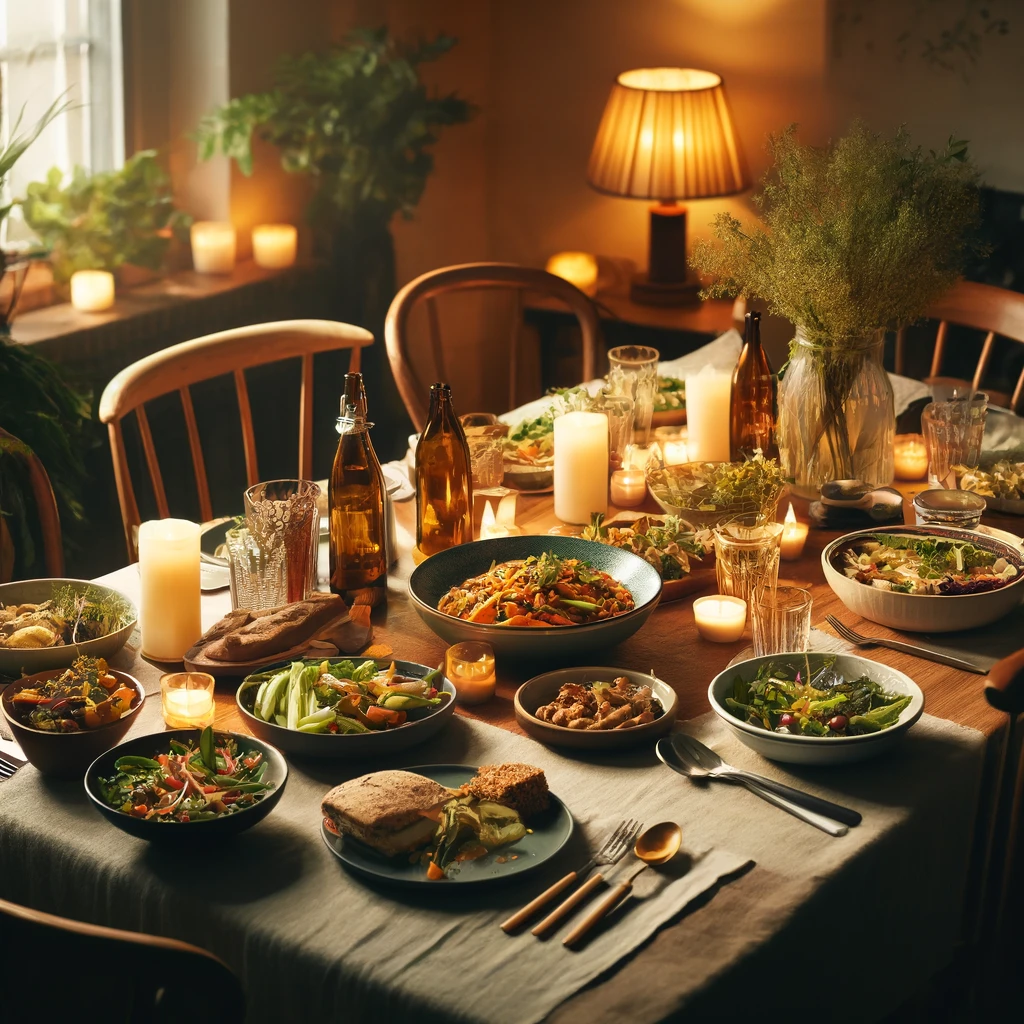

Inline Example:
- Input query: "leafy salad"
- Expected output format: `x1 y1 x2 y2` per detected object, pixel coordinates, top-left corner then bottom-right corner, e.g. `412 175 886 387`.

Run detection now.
646 452 785 520
653 376 686 413
582 512 703 581
726 658 912 737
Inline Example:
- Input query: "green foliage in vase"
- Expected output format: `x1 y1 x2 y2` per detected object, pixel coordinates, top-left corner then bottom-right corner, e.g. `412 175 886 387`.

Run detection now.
194 26 474 233
692 122 984 344
19 150 190 285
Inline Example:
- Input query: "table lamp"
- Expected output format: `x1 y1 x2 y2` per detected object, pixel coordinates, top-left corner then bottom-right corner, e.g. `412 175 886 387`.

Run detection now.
588 67 749 306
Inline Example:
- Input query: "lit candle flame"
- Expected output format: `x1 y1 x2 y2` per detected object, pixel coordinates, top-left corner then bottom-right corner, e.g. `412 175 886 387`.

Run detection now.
784 502 797 527
481 501 496 531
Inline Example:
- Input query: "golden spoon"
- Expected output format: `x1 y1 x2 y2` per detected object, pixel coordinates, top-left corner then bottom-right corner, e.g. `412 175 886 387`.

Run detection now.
562 821 682 947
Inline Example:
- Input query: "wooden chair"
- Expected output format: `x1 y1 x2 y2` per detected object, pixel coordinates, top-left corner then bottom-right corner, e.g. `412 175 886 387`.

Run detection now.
895 280 1024 410
384 262 603 431
0 426 65 578
98 319 373 561
0 897 244 1022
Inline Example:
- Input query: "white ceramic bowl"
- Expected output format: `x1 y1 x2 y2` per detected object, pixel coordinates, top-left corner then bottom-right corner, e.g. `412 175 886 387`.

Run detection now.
822 526 1024 633
708 652 924 765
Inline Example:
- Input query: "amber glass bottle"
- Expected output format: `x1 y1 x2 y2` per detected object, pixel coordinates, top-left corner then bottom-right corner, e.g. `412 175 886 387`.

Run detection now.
730 311 778 460
329 372 388 605
416 383 473 555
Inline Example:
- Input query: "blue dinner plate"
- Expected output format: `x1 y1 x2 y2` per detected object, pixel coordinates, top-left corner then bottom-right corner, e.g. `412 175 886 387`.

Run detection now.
320 764 574 886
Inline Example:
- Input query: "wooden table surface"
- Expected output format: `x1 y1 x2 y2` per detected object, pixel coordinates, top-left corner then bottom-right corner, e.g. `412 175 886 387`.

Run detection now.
211 481 1015 742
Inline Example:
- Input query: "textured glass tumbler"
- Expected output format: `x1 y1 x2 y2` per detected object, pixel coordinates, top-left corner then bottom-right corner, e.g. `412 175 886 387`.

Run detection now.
751 585 813 657
921 393 988 489
713 521 784 606
606 344 659 446
225 527 289 611
244 479 321 604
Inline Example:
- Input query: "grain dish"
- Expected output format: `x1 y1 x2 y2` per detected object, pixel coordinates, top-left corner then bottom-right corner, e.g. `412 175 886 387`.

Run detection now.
0 584 134 650
533 676 664 731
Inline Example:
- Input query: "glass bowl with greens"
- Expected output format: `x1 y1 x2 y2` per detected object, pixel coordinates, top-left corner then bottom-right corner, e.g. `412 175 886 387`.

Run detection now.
645 452 786 528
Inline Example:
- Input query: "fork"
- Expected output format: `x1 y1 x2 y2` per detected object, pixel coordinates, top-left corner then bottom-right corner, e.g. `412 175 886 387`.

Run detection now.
825 614 986 674
0 751 26 779
500 818 641 933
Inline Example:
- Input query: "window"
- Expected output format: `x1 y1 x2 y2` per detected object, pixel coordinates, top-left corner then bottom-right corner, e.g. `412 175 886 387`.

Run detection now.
0 0 124 241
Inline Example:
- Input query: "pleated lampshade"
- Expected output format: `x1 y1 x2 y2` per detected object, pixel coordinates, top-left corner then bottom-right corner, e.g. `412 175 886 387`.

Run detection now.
588 68 749 201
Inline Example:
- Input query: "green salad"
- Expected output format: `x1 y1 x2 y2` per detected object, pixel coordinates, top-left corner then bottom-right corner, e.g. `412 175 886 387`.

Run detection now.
654 376 686 413
726 657 912 737
647 452 785 518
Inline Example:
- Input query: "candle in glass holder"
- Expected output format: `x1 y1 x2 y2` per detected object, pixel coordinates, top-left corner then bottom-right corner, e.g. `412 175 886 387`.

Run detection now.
139 518 202 661
610 468 646 507
479 501 511 540
70 269 115 311
893 433 929 481
693 595 747 643
252 223 297 268
161 672 215 729
446 641 496 705
554 411 608 523
191 221 236 273
779 502 810 561
684 365 731 462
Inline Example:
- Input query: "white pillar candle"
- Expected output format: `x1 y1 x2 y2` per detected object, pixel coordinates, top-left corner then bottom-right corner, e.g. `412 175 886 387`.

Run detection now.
70 270 115 311
684 366 732 462
554 411 608 524
610 469 646 507
191 221 236 273
693 595 747 643
252 223 297 269
779 502 810 561
139 519 202 661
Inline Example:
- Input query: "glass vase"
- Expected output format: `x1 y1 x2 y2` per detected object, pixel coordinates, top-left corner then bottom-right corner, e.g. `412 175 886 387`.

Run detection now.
777 330 894 497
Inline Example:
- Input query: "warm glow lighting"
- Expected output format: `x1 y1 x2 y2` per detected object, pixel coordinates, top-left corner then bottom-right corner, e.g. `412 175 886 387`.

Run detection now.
684 366 731 462
160 672 215 729
252 223 297 269
693 595 747 643
70 270 114 311
546 251 598 294
138 519 202 661
446 642 496 705
554 411 609 524
479 500 511 540
191 221 236 273
893 433 929 481
780 502 810 561
610 468 647 507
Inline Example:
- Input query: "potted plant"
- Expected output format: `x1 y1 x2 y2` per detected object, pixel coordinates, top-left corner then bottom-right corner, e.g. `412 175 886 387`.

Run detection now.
19 149 191 289
693 123 982 494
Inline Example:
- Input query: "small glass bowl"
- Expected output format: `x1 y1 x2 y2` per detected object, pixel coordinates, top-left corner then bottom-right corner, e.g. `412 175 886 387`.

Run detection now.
913 489 986 529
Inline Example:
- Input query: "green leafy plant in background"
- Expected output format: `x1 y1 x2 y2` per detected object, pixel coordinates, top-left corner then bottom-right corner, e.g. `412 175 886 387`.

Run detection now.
19 149 190 287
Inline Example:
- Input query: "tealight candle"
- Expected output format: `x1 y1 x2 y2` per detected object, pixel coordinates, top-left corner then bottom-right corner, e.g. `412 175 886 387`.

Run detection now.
479 500 511 540
252 223 297 269
610 468 646 507
693 595 747 643
70 269 115 311
893 433 929 481
191 221 236 273
684 365 732 462
554 410 608 524
653 426 689 466
779 502 810 561
139 518 202 661
446 641 496 705
160 672 216 729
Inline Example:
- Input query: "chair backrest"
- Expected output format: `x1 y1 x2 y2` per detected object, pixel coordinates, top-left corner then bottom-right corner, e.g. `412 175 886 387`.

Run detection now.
0 897 244 1022
98 319 373 561
0 426 64 578
895 280 1024 411
384 262 603 431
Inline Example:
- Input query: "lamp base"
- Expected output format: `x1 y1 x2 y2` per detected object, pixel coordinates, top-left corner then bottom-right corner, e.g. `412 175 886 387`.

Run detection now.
630 271 702 307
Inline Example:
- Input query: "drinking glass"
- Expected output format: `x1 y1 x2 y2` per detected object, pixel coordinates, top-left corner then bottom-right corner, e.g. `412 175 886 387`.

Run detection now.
244 479 321 604
225 526 289 610
599 393 634 471
751 586 813 657
713 521 784 605
921 392 988 488
606 344 660 446
467 436 505 489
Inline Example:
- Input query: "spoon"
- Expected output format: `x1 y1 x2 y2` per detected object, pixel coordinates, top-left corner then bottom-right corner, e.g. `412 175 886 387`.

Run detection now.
562 821 682 947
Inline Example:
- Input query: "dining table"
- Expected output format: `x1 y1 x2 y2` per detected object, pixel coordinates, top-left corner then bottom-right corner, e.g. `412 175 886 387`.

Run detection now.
1 477 1020 1024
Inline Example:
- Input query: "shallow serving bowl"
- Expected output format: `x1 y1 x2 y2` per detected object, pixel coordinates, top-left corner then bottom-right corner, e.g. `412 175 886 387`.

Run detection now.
708 652 924 766
0 578 137 677
1 668 145 778
514 667 677 750
409 536 663 660
236 659 457 759
646 461 782 529
822 525 1024 634
84 728 288 841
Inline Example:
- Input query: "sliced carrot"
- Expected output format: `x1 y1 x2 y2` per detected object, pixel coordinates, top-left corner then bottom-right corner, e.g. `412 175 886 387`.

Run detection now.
427 861 446 881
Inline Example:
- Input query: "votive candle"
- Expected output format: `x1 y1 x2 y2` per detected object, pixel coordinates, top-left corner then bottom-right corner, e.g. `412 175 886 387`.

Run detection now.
191 221 236 273
252 223 297 269
893 433 929 481
70 269 115 312
139 518 202 661
779 502 810 561
446 641 496 705
684 365 731 462
693 595 747 643
479 501 511 540
610 468 646 507
161 672 215 729
554 411 608 523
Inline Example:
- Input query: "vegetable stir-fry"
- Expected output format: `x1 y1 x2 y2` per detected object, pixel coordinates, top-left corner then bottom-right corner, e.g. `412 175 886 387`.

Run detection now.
841 534 1019 595
97 728 274 822
240 659 446 734
8 657 137 732
958 460 1024 501
726 658 912 737
424 798 527 880
582 513 703 581
437 552 634 626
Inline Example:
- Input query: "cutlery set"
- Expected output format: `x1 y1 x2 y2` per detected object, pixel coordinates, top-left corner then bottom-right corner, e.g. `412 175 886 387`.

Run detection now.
0 750 25 779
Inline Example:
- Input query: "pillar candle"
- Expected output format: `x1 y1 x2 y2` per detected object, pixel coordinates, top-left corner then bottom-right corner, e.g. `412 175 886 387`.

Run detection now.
191 221 236 273
70 270 114 311
252 224 297 269
139 519 202 661
554 411 608 523
684 365 732 462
